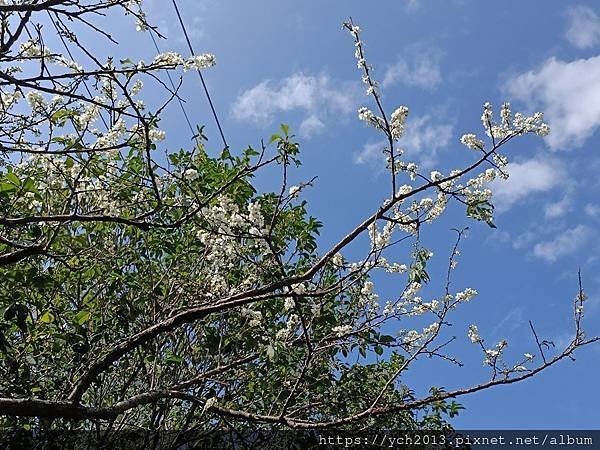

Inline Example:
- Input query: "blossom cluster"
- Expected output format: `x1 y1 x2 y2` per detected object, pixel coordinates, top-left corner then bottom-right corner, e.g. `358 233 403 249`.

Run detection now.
151 52 216 71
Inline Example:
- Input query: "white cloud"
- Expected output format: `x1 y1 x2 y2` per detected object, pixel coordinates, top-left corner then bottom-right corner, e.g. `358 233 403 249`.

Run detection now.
506 56 600 150
532 225 590 262
403 0 420 11
354 140 386 166
544 193 572 219
584 203 600 218
231 72 358 138
382 50 442 90
353 113 453 169
299 115 325 138
400 114 453 167
491 158 565 211
565 6 600 49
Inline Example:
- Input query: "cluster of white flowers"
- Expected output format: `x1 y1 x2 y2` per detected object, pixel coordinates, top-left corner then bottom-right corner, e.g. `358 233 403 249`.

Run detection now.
1 90 22 110
512 111 550 137
455 287 478 303
101 77 116 100
385 261 408 274
475 101 551 142
402 322 440 352
481 101 494 131
402 281 422 301
241 308 263 328
331 252 344 267
407 298 441 316
148 128 166 142
135 10 148 32
425 191 448 222
19 39 50 58
288 185 300 198
466 168 497 188
152 52 185 66
368 220 393 250
455 168 494 208
94 119 126 150
12 152 135 219
283 297 295 312
183 168 199 181
193 196 269 295
483 339 507 366
460 133 485 151
358 280 380 316
18 39 87 74
500 102 511 128
390 106 409 140
332 324 353 337
383 301 394 316
460 103 549 167
357 107 384 129
54 55 83 73
131 79 144 96
151 52 216 70
74 100 102 129
397 184 412 197
276 313 300 342
468 324 482 343
405 162 418 181
25 91 45 112
185 54 217 70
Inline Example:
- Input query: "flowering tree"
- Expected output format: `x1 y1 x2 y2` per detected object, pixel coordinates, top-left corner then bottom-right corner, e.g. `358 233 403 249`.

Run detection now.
0 2 597 444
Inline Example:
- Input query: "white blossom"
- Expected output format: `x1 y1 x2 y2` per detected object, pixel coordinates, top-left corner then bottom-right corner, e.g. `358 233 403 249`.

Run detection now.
332 325 352 337
468 324 482 343
183 168 199 181
184 54 216 70
390 105 409 140
460 133 484 151
283 297 295 312
289 185 300 197
148 129 166 142
331 252 344 267
455 287 478 302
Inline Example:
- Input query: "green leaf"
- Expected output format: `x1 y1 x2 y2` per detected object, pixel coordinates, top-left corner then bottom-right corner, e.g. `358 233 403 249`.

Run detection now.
74 310 91 325
5 172 20 186
39 311 55 324
165 350 183 365
220 148 231 160
280 123 289 136
50 109 78 126
268 134 281 144
467 200 497 228
0 182 16 193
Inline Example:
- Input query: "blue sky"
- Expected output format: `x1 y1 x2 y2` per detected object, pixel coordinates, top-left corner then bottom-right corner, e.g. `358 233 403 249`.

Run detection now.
98 0 600 428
